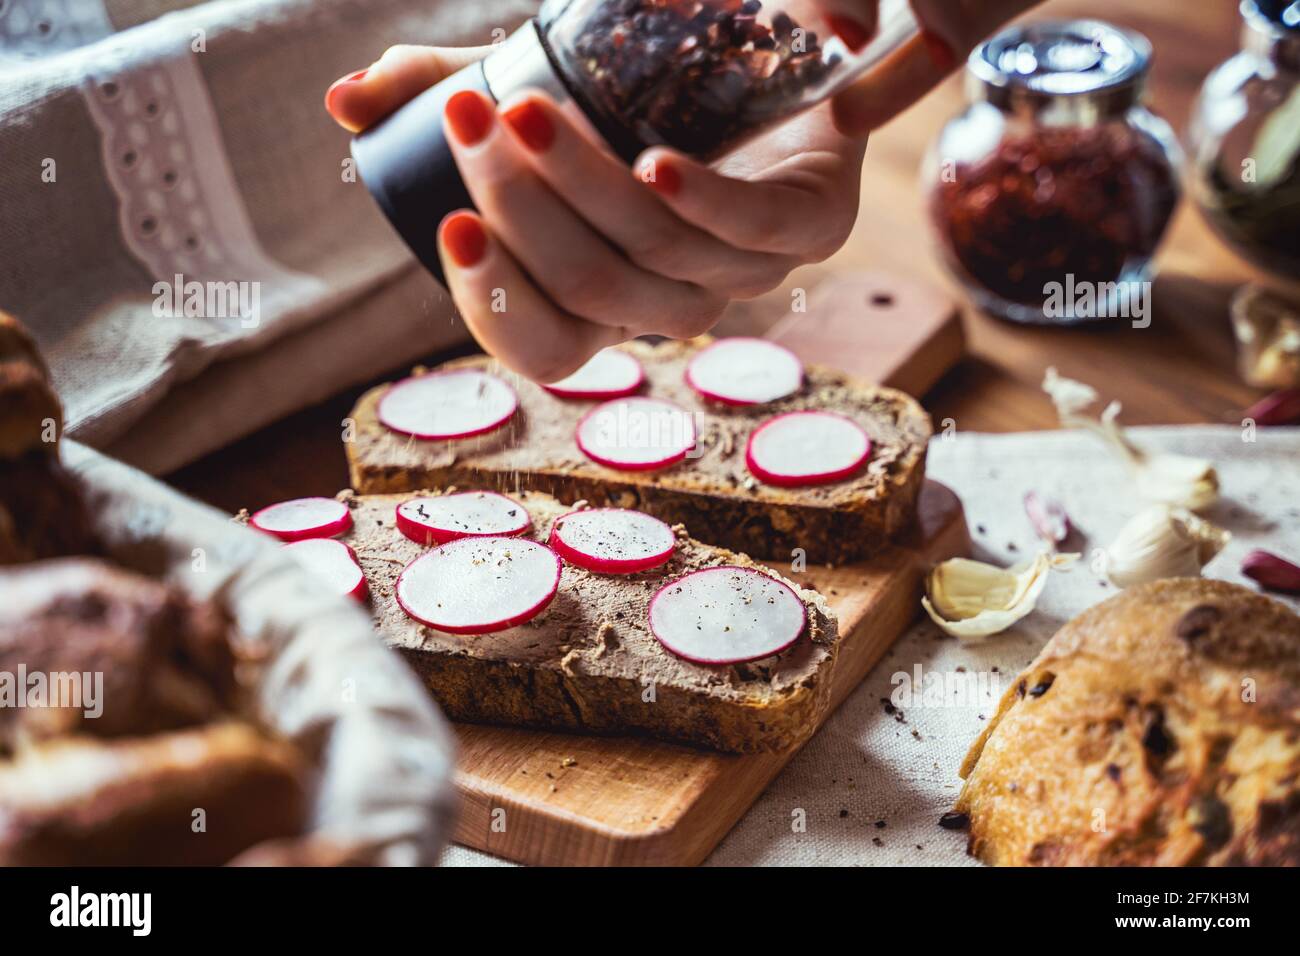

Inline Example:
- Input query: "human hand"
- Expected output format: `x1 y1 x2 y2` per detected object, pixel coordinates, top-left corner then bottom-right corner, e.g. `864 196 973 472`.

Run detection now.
325 1 1040 383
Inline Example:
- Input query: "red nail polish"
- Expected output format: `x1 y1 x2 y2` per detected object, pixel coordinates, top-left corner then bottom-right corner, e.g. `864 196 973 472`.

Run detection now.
638 159 681 197
922 30 958 73
445 90 495 147
828 15 872 54
325 69 368 112
441 212 487 268
502 100 555 152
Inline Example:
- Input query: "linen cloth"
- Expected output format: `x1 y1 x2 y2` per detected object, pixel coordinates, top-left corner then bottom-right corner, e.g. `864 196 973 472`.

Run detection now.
0 0 540 474
441 425 1300 866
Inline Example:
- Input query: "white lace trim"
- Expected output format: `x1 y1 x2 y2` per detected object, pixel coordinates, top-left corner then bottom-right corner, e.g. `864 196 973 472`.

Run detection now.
0 0 113 65
78 30 324 330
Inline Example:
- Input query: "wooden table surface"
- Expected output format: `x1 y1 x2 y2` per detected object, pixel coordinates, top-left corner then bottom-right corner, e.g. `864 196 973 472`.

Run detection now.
170 0 1266 509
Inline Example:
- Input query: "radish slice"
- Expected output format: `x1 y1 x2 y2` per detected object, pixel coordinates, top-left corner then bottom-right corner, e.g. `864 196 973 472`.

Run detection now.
283 538 368 601
543 349 644 400
649 566 807 665
685 337 804 405
575 397 696 471
549 509 675 574
378 369 518 440
746 411 872 487
249 497 352 542
396 537 561 635
396 492 531 546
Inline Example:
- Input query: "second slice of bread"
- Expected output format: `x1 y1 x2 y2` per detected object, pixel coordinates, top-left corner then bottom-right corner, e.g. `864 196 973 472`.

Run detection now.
346 339 931 565
337 489 841 753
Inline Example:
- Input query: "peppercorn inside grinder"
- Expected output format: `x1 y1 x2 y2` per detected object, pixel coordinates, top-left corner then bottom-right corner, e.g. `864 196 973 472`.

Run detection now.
923 20 1182 325
351 0 919 285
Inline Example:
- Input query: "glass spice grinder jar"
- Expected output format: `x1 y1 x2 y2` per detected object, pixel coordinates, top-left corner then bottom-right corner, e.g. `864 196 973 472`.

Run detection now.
1188 0 1300 283
352 0 920 284
922 20 1182 324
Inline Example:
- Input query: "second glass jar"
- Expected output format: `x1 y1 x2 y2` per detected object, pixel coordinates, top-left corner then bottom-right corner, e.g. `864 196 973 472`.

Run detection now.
923 20 1183 324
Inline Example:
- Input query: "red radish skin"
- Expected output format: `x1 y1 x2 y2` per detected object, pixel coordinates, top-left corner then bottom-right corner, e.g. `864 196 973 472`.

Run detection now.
250 497 352 542
575 397 697 471
396 492 531 546
543 348 645 400
395 537 561 635
378 369 518 440
685 337 804 406
548 508 676 574
283 538 368 602
648 566 807 665
745 411 872 487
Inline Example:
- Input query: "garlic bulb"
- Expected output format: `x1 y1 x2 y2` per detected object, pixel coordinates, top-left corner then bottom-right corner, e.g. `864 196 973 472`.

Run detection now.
1043 368 1220 511
1104 505 1230 588
922 551 1078 644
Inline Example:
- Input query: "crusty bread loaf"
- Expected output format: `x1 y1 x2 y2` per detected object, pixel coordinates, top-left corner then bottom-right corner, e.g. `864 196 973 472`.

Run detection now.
0 724 307 866
0 310 96 565
955 579 1300 866
334 488 841 753
346 339 930 565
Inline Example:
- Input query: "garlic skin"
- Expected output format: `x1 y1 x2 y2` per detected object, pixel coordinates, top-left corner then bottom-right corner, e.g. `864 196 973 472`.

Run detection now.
923 552 1078 645
1043 368 1220 511
1104 505 1230 588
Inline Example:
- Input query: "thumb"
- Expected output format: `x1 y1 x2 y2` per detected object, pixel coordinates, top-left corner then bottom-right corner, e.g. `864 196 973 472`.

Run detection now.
325 44 494 134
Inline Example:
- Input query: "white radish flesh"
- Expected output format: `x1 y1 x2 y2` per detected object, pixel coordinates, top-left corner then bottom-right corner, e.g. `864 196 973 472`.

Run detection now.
685 338 804 405
396 492 531 546
249 497 352 542
543 349 644 400
746 411 872 487
396 537 561 635
549 509 675 574
378 369 517 440
575 397 696 471
648 567 807 665
283 538 368 601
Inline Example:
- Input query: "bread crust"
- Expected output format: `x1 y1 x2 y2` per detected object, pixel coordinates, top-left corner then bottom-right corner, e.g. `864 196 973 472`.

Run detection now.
955 579 1300 866
346 339 930 564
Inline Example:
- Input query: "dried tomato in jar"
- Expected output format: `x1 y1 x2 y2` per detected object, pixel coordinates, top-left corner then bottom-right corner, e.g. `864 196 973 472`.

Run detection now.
924 21 1181 324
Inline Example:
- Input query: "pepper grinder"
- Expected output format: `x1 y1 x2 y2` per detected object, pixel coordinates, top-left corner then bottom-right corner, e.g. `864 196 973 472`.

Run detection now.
352 0 920 284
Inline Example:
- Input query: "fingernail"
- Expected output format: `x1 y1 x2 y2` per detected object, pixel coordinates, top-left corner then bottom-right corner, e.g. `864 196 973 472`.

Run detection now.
445 90 494 147
441 212 487 268
637 158 681 197
828 15 872 53
922 30 958 73
325 69 368 113
502 99 555 153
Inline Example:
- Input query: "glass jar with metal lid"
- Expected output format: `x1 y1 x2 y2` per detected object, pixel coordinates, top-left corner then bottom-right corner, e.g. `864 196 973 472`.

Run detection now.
922 20 1182 324
1189 0 1300 282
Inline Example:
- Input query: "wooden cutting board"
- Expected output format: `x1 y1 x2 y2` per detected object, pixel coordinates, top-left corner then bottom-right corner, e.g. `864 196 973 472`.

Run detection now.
448 273 968 866
451 481 968 865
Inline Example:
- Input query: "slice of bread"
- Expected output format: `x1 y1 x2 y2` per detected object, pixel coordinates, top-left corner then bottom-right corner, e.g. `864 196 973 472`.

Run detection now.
345 339 931 565
335 488 840 753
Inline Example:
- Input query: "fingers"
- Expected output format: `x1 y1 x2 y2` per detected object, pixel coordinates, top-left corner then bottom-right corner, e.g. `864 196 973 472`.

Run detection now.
831 0 1040 136
630 142 859 261
325 44 493 133
443 90 727 338
495 93 798 297
437 212 626 383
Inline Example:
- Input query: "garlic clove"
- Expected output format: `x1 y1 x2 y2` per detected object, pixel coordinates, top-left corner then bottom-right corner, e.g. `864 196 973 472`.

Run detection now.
1104 505 1230 588
1024 491 1071 545
1231 285 1300 389
1132 453 1221 512
1043 368 1220 512
922 552 1077 644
